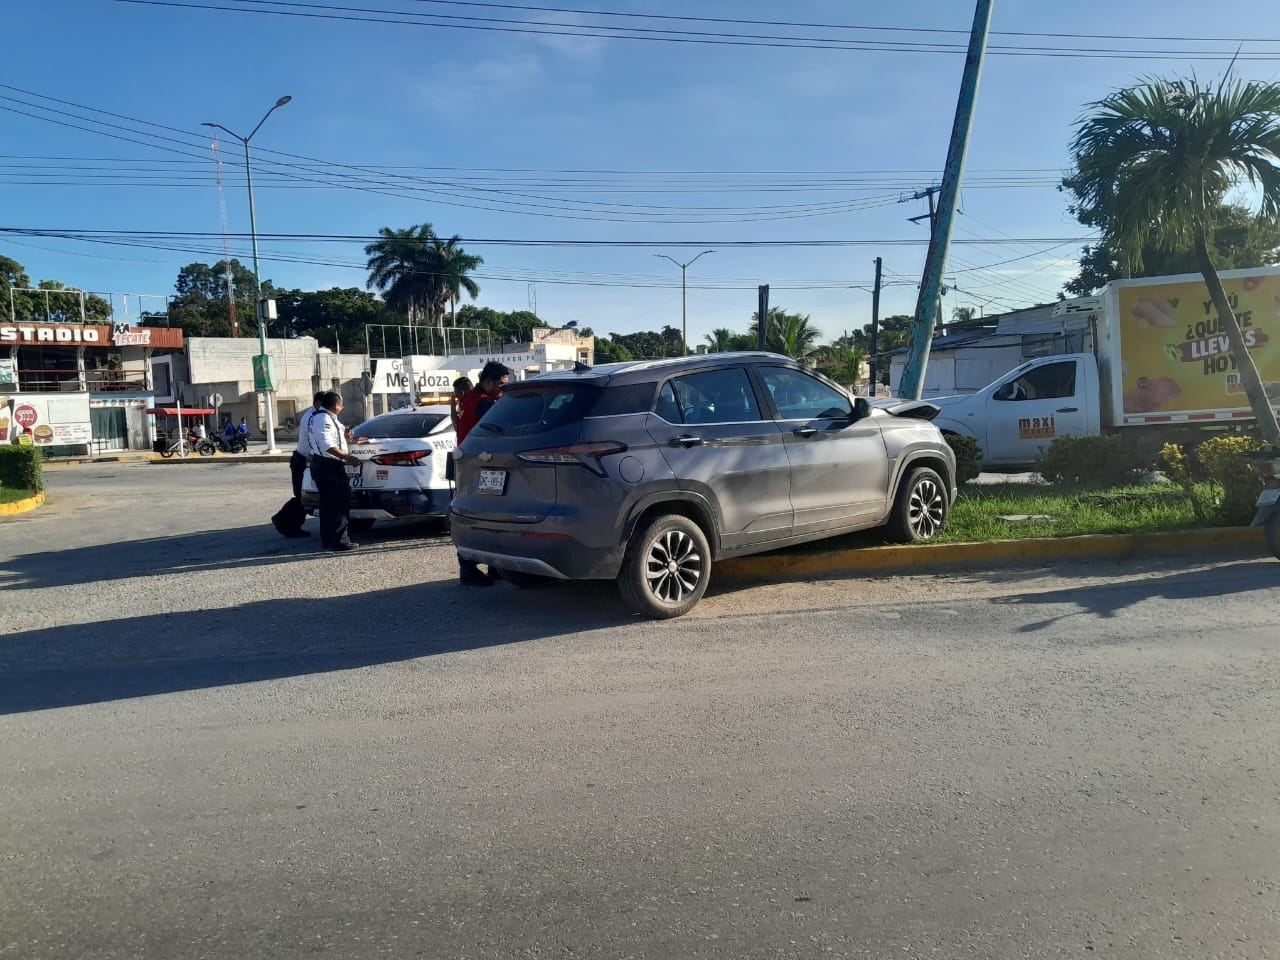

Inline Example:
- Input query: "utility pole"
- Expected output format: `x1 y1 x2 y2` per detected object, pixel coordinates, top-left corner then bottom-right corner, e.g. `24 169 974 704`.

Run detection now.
202 95 292 453
757 285 769 350
898 0 994 400
656 251 715 355
868 257 882 395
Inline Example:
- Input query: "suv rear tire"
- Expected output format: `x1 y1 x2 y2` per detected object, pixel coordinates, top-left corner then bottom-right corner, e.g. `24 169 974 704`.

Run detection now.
886 466 948 543
617 514 711 619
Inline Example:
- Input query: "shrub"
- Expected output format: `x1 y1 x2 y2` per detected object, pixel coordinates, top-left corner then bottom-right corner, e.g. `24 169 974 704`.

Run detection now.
0 445 44 493
1159 442 1210 520
1193 435 1267 524
1037 434 1159 487
944 433 983 485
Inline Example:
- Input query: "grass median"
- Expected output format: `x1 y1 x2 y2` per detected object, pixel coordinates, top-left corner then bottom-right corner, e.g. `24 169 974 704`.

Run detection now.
1 487 38 505
936 481 1215 543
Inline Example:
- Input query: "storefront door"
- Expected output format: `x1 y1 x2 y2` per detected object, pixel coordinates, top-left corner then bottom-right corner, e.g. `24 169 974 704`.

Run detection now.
90 406 128 451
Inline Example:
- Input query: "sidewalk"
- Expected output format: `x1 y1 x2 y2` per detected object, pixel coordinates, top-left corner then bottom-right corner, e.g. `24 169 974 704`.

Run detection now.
44 441 293 466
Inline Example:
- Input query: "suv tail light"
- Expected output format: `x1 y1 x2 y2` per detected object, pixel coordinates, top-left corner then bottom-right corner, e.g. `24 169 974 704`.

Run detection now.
517 441 627 477
371 449 431 466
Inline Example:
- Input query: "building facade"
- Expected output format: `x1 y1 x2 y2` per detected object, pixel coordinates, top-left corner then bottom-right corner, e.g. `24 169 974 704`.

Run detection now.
1 319 184 454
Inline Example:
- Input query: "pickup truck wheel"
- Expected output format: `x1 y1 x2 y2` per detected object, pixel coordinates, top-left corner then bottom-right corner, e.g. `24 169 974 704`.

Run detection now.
887 466 948 543
617 514 711 619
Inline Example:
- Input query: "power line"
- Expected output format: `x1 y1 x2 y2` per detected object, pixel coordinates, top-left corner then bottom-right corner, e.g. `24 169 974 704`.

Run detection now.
110 0 1280 60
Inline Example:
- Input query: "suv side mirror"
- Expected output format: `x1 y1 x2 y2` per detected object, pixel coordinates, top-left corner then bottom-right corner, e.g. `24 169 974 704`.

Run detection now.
852 396 870 420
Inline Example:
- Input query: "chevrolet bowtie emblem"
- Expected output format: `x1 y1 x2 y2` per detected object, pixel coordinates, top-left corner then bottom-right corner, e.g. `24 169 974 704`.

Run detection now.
478 452 493 462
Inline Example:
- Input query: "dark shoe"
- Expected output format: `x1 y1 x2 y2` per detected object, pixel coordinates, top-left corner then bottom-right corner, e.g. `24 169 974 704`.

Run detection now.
328 542 357 552
272 518 311 538
459 568 495 586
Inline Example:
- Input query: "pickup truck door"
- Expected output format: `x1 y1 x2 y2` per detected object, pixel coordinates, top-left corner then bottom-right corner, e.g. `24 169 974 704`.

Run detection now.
983 358 1091 465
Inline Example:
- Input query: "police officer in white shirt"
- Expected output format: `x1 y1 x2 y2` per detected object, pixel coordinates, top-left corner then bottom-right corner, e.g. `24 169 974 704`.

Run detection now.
307 390 362 551
291 391 324 501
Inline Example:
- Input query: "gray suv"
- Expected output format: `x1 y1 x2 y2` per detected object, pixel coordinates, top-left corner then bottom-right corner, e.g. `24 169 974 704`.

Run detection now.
451 353 956 618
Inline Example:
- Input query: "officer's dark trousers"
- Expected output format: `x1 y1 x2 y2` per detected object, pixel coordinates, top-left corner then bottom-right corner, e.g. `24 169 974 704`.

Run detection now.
289 451 308 500
311 455 351 548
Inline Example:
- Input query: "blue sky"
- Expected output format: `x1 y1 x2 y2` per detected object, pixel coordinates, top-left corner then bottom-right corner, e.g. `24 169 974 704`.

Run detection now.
3 0 1280 345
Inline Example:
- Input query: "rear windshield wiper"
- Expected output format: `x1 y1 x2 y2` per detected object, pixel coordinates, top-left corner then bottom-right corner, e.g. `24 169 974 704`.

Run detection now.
478 422 504 434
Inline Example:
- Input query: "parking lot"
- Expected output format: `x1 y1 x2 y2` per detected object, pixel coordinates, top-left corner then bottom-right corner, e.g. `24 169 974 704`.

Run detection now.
2 461 1278 959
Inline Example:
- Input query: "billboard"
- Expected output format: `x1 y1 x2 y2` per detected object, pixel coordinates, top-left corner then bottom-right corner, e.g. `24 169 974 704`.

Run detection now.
1 394 92 446
1116 270 1280 416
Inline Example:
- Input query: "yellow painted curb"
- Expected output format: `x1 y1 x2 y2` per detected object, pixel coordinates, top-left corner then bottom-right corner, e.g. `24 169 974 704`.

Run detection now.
716 526 1267 581
0 490 45 517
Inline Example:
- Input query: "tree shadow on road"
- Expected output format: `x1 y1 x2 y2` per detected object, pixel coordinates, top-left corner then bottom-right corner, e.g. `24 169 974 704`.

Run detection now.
981 557 1278 633
0 574 636 715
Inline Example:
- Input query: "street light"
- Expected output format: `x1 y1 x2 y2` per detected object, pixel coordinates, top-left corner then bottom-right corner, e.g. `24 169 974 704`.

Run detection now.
655 250 714 356
203 94 292 454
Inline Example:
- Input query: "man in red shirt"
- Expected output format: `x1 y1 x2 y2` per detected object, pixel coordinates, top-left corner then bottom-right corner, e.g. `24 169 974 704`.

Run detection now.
453 362 510 585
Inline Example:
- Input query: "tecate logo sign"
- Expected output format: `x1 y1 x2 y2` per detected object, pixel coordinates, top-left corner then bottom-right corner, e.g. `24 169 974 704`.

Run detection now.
1 324 102 344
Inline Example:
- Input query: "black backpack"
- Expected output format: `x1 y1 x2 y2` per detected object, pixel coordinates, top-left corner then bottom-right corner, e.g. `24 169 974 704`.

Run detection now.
271 497 309 538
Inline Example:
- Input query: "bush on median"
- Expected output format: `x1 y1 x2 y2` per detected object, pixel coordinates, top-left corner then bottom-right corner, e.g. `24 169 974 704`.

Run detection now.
0 444 44 493
1037 434 1160 488
944 433 983 485
1192 435 1267 525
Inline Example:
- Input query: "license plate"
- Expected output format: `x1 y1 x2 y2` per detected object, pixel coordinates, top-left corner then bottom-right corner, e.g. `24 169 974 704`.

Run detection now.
1257 488 1280 507
347 465 363 488
477 469 506 495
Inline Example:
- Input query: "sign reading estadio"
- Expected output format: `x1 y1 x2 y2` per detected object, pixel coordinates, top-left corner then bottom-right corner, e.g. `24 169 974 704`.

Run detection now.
1117 271 1280 415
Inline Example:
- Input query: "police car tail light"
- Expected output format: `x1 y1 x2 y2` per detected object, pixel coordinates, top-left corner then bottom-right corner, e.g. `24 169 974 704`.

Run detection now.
371 449 431 466
517 441 626 477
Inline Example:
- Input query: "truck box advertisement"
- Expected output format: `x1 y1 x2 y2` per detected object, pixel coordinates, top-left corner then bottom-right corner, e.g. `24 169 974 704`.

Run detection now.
1113 268 1280 421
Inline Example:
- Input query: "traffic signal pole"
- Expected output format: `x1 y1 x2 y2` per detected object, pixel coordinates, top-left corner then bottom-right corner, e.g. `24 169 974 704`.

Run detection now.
898 0 994 400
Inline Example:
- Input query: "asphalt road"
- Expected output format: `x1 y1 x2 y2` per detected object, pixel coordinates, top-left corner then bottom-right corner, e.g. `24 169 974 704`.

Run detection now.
2 463 1278 959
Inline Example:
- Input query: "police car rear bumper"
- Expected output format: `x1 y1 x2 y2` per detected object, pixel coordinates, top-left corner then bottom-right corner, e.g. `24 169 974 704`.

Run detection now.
301 487 452 519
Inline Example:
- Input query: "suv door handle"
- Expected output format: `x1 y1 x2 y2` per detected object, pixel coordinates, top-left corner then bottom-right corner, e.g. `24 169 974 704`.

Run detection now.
669 435 704 448
792 427 817 438
1056 406 1079 413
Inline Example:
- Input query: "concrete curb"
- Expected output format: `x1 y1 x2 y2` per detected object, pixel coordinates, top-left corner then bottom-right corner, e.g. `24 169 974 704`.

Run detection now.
715 526 1268 582
44 454 291 466
0 491 45 517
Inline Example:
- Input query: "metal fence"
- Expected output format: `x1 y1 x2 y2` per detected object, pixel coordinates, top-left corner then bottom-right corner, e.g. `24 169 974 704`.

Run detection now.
364 324 500 360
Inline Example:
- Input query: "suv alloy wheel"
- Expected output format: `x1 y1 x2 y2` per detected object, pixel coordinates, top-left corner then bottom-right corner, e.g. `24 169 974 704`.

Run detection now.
617 514 712 619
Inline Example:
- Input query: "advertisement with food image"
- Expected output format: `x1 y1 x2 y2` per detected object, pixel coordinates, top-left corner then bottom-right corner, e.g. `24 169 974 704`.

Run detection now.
1118 271 1280 415
1 394 92 446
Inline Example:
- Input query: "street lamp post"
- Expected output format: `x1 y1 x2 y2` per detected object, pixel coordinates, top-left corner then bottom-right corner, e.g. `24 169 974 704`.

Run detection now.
202 95 292 454
655 250 714 356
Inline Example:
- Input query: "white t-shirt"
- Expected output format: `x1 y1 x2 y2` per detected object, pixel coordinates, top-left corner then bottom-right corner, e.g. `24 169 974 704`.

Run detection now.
308 409 348 460
295 407 319 456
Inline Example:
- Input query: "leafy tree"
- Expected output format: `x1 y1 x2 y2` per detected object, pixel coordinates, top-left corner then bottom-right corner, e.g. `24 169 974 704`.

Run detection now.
1067 75 1280 441
592 337 634 364
1064 203 1280 295
813 343 867 389
274 287 394 352
142 259 276 338
608 329 669 359
432 237 483 323
952 305 978 324
454 305 542 344
1 254 111 324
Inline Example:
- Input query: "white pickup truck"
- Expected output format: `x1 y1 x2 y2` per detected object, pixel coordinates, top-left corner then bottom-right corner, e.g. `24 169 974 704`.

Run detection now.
929 265 1280 468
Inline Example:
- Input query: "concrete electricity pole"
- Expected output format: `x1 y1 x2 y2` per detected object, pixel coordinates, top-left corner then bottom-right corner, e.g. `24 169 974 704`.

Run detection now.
898 0 993 400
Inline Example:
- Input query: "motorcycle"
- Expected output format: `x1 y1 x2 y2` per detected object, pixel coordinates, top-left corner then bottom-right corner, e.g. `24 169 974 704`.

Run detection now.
186 431 217 457
216 434 248 454
1251 446 1280 559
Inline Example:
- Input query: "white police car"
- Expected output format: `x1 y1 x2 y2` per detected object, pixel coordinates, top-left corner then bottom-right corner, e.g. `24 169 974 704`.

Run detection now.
301 404 455 533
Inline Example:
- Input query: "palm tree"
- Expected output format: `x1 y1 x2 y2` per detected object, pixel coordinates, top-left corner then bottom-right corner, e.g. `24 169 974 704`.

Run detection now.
364 224 440 328
428 235 483 325
703 327 736 352
750 308 822 359
952 305 977 324
1067 76 1280 441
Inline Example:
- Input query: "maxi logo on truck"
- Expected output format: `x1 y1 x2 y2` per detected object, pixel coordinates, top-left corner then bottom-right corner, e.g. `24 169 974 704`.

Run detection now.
1017 416 1055 440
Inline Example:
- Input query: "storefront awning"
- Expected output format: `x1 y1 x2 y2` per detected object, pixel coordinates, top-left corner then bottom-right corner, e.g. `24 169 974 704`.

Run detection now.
146 407 215 416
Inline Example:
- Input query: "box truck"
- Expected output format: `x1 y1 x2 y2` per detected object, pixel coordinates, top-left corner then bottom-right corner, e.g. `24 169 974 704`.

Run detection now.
929 265 1280 467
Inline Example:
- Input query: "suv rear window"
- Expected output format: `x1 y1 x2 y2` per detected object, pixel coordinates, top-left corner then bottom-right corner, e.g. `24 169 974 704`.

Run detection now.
355 412 448 439
475 383 603 438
